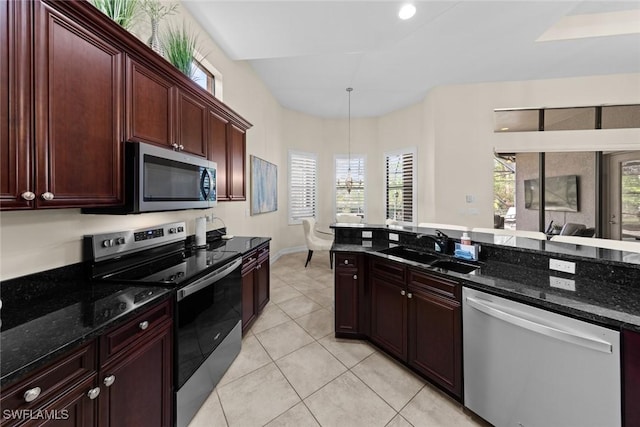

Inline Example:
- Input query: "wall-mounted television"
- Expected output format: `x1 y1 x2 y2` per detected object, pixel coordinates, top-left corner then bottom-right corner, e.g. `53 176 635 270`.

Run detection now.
524 175 579 212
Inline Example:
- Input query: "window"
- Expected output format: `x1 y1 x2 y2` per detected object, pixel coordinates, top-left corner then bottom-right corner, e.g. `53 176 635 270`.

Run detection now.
289 150 317 224
191 59 215 95
335 155 366 219
385 148 416 224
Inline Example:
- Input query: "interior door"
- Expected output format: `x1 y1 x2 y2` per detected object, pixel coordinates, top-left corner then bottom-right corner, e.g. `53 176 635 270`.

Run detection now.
606 151 640 241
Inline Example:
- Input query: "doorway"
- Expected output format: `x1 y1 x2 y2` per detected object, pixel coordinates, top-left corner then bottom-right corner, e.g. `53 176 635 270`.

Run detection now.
605 152 640 241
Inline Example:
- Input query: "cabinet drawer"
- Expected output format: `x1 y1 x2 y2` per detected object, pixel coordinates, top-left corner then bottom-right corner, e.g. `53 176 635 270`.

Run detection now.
257 244 269 262
371 257 405 284
0 341 96 414
336 253 360 269
408 269 460 301
242 249 258 274
100 299 172 364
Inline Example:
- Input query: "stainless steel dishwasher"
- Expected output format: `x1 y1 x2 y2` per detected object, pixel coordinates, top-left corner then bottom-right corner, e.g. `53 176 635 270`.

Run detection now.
463 287 621 427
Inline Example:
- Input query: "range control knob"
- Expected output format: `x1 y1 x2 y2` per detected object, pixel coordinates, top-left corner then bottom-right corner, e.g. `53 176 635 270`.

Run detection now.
116 237 126 245
168 228 177 234
102 239 114 248
177 226 184 232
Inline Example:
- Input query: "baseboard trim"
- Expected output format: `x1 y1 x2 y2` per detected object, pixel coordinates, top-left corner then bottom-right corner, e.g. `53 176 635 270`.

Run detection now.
270 246 307 264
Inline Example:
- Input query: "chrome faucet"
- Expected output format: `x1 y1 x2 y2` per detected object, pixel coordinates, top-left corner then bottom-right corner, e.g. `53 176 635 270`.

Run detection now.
417 230 449 253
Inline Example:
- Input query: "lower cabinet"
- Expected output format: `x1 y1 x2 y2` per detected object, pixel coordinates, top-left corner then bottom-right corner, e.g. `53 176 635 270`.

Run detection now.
242 243 270 334
334 253 363 337
337 254 463 400
0 299 173 427
407 270 462 397
624 328 640 427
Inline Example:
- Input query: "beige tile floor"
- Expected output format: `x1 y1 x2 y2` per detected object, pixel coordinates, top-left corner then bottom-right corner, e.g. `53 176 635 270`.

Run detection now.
189 252 484 427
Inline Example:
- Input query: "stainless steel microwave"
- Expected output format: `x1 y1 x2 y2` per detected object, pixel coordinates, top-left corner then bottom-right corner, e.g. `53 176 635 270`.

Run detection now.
85 142 216 214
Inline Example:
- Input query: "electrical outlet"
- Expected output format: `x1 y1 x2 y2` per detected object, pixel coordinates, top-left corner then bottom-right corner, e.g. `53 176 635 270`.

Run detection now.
550 276 576 291
362 240 373 248
362 231 372 239
549 258 576 275
389 233 399 242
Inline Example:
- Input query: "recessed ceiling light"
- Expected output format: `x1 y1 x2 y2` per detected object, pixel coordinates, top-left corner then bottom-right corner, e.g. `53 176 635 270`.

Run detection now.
399 3 416 20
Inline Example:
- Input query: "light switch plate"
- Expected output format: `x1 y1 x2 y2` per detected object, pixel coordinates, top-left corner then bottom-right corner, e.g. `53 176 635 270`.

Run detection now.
550 276 576 291
362 231 372 239
389 233 399 242
362 240 373 248
549 258 576 274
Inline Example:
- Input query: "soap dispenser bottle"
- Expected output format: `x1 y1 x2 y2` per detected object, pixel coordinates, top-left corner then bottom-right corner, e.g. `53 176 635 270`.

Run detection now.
461 232 471 245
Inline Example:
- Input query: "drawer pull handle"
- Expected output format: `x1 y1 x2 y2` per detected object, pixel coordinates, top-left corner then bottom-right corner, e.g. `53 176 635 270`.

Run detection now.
139 321 149 330
344 260 349 264
21 191 36 201
23 387 41 403
353 274 357 280
103 375 116 387
407 293 413 299
41 192 54 201
87 387 101 400
400 290 406 296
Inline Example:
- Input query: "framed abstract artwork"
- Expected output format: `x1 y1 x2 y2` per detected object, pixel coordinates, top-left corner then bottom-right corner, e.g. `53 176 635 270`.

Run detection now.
250 155 278 215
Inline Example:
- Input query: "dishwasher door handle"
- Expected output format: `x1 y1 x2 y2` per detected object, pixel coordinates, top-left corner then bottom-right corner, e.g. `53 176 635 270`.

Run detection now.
466 296 613 354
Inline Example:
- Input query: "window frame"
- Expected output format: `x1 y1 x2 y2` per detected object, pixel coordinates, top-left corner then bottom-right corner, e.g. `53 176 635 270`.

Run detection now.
384 147 417 225
334 154 367 221
288 150 318 225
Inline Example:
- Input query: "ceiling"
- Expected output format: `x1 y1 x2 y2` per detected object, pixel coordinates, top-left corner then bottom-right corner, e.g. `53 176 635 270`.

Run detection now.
183 1 640 118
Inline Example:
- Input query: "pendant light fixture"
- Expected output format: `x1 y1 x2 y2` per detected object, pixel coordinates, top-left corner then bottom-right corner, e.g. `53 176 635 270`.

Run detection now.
345 87 354 194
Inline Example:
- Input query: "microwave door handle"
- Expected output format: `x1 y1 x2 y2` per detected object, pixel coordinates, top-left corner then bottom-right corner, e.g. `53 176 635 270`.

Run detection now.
177 258 242 301
201 168 213 200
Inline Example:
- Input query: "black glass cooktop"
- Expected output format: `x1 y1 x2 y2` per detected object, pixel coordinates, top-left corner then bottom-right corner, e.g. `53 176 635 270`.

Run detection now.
98 244 240 287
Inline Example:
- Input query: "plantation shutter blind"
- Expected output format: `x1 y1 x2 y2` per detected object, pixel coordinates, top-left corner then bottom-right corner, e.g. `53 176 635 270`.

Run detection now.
335 156 365 216
386 150 415 223
289 151 317 223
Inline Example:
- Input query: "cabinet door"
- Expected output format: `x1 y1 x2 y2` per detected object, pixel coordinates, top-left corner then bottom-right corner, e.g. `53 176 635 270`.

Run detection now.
624 329 640 427
125 58 174 147
335 267 359 336
242 267 257 334
227 124 246 201
0 0 33 209
407 286 461 397
34 1 123 208
34 375 99 427
176 90 207 157
99 321 173 427
207 110 229 201
370 276 407 360
256 254 270 312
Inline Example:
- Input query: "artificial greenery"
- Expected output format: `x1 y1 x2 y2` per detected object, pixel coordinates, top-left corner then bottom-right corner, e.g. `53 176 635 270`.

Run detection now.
162 22 199 77
140 0 178 23
91 0 140 30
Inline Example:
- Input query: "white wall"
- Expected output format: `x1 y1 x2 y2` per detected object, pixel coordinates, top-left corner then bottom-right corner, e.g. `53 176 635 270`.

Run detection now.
1 1 640 281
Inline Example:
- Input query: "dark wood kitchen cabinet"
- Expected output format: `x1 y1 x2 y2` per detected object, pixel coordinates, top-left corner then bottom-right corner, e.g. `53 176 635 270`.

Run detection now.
99 299 173 427
370 258 407 361
241 243 270 334
407 269 462 397
334 253 363 337
126 58 207 158
624 328 640 427
208 111 247 202
1 0 124 210
0 341 99 427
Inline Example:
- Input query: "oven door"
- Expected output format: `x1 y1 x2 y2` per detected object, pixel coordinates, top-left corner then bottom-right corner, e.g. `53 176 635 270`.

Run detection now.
135 141 217 212
174 257 242 427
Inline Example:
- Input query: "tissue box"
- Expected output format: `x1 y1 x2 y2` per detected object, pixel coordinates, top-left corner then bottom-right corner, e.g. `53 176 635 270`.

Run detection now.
454 243 479 261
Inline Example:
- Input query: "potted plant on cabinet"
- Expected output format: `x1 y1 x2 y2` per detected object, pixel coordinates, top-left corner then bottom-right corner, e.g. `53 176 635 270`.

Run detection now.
90 0 140 31
162 21 200 78
140 0 178 55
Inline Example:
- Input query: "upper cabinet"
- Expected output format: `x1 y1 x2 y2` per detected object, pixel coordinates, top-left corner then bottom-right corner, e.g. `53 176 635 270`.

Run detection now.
1 0 251 211
125 58 208 158
1 0 124 210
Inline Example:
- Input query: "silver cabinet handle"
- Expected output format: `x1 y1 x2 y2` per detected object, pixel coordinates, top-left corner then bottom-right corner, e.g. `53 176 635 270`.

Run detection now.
400 290 406 296
87 387 100 400
41 192 54 201
171 143 179 149
24 387 41 403
179 144 184 150
103 375 116 387
353 274 357 280
407 293 413 299
139 321 149 330
21 191 36 201
344 260 349 265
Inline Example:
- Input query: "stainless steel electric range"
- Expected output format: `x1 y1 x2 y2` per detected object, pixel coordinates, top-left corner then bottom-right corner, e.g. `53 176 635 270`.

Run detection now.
84 221 242 427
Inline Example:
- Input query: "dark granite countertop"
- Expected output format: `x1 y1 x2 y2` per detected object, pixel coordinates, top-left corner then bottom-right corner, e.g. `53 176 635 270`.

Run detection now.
0 235 270 389
0 263 173 388
332 242 640 333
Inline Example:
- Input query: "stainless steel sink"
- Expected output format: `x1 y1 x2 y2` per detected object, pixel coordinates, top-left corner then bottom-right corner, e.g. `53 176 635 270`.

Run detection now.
430 259 479 274
378 246 440 265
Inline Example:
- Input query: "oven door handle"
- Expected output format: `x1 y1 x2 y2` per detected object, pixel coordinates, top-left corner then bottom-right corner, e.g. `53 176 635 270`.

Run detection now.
177 257 242 301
